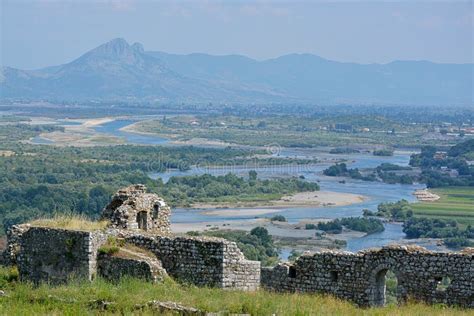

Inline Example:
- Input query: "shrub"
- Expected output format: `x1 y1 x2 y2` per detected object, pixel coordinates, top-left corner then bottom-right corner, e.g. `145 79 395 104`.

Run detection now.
317 220 343 234
305 223 317 230
444 237 472 249
376 200 413 221
362 209 375 216
373 149 394 156
339 217 384 234
270 215 287 222
98 245 119 256
98 236 124 255
318 217 384 235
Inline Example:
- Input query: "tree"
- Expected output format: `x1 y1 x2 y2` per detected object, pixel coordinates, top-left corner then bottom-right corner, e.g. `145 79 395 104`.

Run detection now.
250 227 272 245
249 170 258 181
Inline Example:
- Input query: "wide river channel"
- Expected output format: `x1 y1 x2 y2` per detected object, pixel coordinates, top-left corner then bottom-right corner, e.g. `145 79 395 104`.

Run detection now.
37 119 441 256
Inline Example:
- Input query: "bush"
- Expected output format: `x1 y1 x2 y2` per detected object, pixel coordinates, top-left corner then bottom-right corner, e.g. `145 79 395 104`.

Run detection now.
317 220 343 234
339 217 384 234
323 163 348 176
373 149 394 156
270 215 287 222
362 209 375 217
376 200 413 221
305 223 317 230
444 237 472 249
317 217 384 234
98 236 124 255
205 227 278 266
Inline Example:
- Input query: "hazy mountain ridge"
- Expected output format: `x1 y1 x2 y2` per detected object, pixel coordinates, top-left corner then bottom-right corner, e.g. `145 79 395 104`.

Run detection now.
1 38 472 105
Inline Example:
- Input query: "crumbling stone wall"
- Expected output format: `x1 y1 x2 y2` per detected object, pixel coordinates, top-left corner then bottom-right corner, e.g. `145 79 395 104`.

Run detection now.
97 253 166 283
261 245 473 307
2 224 30 266
17 227 107 284
222 242 261 291
101 185 170 235
124 233 260 290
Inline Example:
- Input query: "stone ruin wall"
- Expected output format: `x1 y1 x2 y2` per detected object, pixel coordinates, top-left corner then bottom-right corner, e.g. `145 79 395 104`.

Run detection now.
17 227 107 284
4 226 472 308
261 245 473 308
97 252 166 283
125 233 261 291
2 224 30 266
101 184 171 235
8 226 260 291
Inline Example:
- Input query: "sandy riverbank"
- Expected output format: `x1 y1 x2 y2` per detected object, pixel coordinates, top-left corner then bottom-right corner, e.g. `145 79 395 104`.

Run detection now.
80 117 115 127
194 190 366 212
28 117 124 146
171 217 362 238
122 121 242 148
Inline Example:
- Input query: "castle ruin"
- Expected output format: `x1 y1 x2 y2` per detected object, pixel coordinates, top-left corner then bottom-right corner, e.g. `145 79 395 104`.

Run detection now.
2 185 472 308
101 184 171 234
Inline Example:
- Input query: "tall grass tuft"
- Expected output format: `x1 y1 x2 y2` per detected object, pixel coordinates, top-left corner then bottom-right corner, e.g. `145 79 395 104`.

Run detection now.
28 213 108 231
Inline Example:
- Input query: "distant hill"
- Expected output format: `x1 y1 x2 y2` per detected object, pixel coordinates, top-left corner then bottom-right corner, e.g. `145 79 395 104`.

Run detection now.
1 38 472 105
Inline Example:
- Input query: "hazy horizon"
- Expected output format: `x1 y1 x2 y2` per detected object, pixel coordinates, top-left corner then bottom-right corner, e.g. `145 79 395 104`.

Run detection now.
1 1 472 70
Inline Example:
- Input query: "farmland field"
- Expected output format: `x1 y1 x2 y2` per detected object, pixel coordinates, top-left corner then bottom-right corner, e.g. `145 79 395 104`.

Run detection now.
411 187 474 227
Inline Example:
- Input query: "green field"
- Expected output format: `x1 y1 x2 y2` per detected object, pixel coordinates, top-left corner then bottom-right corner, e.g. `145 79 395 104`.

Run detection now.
0 268 470 315
411 187 474 227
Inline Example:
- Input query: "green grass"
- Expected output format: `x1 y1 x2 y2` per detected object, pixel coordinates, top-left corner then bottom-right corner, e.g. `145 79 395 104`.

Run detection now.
411 187 474 227
0 267 470 315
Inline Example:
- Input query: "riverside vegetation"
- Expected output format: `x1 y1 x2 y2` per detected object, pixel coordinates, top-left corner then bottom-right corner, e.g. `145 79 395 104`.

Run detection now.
128 108 473 148
369 199 474 248
0 124 318 234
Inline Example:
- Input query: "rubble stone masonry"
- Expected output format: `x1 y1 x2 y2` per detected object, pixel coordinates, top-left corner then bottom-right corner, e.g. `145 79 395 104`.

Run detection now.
261 245 473 307
17 227 107 284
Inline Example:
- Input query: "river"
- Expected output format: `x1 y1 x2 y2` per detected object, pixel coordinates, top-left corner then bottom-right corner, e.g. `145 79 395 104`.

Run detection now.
39 119 435 254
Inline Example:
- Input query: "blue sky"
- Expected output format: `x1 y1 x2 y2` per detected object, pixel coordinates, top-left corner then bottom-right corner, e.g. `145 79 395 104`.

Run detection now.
1 0 472 69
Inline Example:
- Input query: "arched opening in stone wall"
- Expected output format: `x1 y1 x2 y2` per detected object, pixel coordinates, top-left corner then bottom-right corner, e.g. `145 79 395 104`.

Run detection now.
373 269 398 306
137 211 148 230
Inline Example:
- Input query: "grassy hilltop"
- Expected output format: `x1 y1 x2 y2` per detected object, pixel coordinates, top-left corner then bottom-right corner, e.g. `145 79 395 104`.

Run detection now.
0 268 471 316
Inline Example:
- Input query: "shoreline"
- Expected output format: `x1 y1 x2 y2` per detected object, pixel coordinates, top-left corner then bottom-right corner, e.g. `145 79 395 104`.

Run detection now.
193 190 367 212
28 117 124 147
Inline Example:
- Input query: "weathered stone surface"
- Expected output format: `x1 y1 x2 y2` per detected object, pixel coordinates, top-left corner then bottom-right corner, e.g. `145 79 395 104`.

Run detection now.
13 225 260 291
261 245 473 308
97 251 167 283
2 224 30 265
101 184 171 235
124 232 261 290
17 227 107 284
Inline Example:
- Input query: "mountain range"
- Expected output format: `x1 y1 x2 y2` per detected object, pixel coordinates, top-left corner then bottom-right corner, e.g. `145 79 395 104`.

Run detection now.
1 38 472 105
